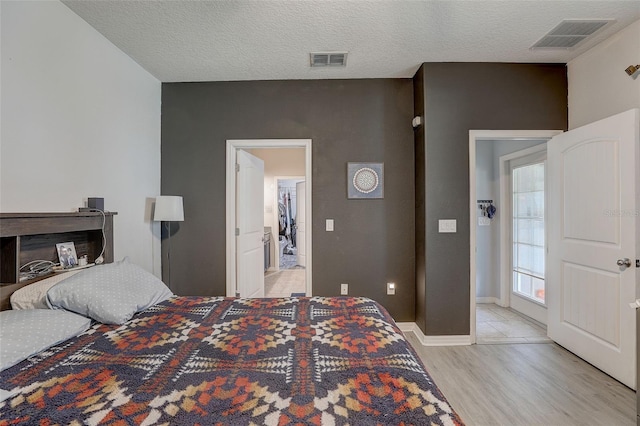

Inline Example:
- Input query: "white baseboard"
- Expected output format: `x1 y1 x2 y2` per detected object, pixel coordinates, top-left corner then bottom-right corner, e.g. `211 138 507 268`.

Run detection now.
396 322 471 346
476 297 499 304
476 297 509 307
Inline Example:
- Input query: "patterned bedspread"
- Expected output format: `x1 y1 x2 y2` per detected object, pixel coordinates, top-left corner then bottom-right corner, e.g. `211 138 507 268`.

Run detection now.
0 296 463 425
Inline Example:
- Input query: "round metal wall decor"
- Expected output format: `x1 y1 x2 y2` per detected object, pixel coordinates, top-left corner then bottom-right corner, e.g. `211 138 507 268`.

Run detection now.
347 162 384 199
353 167 379 193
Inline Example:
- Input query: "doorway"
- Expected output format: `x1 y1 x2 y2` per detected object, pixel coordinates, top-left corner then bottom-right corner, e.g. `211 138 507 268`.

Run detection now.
469 130 562 344
508 149 547 324
263 176 306 297
225 139 312 298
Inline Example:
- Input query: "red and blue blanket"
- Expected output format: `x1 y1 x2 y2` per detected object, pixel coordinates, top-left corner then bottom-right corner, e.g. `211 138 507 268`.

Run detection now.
0 296 463 425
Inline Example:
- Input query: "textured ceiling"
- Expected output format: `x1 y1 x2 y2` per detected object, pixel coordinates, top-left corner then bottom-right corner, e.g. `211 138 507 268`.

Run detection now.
62 0 640 83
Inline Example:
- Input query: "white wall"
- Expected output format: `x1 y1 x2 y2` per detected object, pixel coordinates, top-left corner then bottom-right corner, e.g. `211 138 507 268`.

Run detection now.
475 142 497 299
568 19 640 129
0 1 162 275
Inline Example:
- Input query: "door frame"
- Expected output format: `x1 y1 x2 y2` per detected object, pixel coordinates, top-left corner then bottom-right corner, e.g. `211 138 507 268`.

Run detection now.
469 130 561 344
226 139 312 297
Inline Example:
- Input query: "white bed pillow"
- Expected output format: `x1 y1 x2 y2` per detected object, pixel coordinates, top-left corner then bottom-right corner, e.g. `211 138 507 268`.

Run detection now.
0 309 91 371
10 270 81 310
46 257 173 325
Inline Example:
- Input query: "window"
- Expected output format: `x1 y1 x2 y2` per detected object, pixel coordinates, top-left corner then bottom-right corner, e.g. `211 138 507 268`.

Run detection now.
512 160 545 304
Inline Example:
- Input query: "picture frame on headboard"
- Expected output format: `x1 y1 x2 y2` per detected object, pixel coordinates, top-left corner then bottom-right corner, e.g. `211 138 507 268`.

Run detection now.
56 242 78 268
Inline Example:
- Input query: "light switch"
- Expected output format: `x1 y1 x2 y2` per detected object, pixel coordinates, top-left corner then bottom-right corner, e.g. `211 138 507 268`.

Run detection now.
387 282 396 295
439 219 457 233
326 219 334 231
478 217 490 226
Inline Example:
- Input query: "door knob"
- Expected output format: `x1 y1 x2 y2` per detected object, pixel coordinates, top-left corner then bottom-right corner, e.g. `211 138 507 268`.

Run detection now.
617 258 631 268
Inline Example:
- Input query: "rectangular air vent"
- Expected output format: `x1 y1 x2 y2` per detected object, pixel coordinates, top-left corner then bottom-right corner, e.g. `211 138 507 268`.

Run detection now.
310 51 348 67
531 19 614 49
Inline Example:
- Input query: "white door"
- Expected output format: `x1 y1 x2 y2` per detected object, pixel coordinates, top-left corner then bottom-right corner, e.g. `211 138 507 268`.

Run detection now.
236 150 265 298
548 109 639 389
296 181 306 268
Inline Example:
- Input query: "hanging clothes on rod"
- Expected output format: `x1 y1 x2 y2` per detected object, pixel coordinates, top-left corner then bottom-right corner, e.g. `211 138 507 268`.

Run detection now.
284 190 291 239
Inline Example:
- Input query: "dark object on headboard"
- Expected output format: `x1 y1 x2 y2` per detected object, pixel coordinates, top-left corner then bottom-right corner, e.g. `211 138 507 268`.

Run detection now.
88 198 104 211
0 212 116 310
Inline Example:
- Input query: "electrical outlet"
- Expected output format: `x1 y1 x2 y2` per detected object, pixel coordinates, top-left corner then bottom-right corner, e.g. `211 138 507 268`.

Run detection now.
387 282 396 295
341 283 348 295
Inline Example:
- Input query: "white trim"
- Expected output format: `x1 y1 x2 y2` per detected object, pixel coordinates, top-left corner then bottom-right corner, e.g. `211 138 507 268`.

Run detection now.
476 297 499 304
511 293 548 325
469 130 562 345
396 322 472 346
226 139 312 298
498 144 548 309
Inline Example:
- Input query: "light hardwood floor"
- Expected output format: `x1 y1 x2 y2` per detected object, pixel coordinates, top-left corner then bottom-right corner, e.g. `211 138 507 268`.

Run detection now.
406 333 636 426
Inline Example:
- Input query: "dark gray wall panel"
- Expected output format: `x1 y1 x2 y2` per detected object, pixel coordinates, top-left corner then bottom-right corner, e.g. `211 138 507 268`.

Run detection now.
413 65 427 333
420 63 567 335
161 79 415 321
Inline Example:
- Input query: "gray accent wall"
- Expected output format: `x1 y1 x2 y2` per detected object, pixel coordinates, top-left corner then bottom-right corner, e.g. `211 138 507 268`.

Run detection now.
161 79 415 321
414 63 567 335
413 66 427 333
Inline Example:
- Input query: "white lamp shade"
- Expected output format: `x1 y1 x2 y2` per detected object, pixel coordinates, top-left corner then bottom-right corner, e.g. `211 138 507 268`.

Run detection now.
154 196 184 221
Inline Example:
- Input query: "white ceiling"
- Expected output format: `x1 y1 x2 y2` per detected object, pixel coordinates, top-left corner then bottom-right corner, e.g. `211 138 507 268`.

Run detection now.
62 0 640 83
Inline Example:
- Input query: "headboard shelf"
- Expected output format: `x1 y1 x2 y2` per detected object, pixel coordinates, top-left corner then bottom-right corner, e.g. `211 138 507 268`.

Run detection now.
0 212 116 237
0 212 116 310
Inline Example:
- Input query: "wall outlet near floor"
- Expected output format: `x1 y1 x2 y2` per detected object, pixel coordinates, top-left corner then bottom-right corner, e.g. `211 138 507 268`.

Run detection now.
341 283 349 295
387 282 396 295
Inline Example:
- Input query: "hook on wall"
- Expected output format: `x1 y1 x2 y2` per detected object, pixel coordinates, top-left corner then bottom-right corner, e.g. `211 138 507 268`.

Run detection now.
625 65 640 77
477 200 497 219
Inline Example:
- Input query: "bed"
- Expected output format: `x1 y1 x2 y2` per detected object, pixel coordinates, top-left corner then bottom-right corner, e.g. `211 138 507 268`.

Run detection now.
0 214 463 425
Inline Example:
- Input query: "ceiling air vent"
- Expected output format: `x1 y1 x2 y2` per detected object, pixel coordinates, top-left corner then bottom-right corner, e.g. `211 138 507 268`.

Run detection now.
531 19 614 49
310 52 348 67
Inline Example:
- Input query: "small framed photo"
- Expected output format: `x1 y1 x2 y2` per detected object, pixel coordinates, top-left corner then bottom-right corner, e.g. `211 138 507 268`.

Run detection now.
347 162 384 199
56 242 78 268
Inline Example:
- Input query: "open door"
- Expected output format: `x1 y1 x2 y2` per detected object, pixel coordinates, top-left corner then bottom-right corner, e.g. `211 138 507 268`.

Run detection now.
548 109 639 389
296 181 306 268
236 149 265 298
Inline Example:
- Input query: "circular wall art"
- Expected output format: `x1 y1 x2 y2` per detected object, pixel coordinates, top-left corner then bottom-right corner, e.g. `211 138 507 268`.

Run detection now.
353 167 379 193
347 162 384 199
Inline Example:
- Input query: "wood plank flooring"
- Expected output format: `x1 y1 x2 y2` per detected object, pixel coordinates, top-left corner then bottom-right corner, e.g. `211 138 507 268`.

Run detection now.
406 333 636 426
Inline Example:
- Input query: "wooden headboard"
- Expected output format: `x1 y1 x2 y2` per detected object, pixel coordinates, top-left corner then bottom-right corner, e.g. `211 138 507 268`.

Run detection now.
0 212 116 310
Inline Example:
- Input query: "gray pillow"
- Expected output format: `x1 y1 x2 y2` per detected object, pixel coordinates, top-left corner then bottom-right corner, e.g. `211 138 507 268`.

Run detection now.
0 309 91 371
10 270 81 309
46 258 173 325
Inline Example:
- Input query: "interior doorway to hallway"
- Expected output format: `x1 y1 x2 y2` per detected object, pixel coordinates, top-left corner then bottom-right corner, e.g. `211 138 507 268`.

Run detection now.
264 176 306 297
225 139 312 298
469 130 561 344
